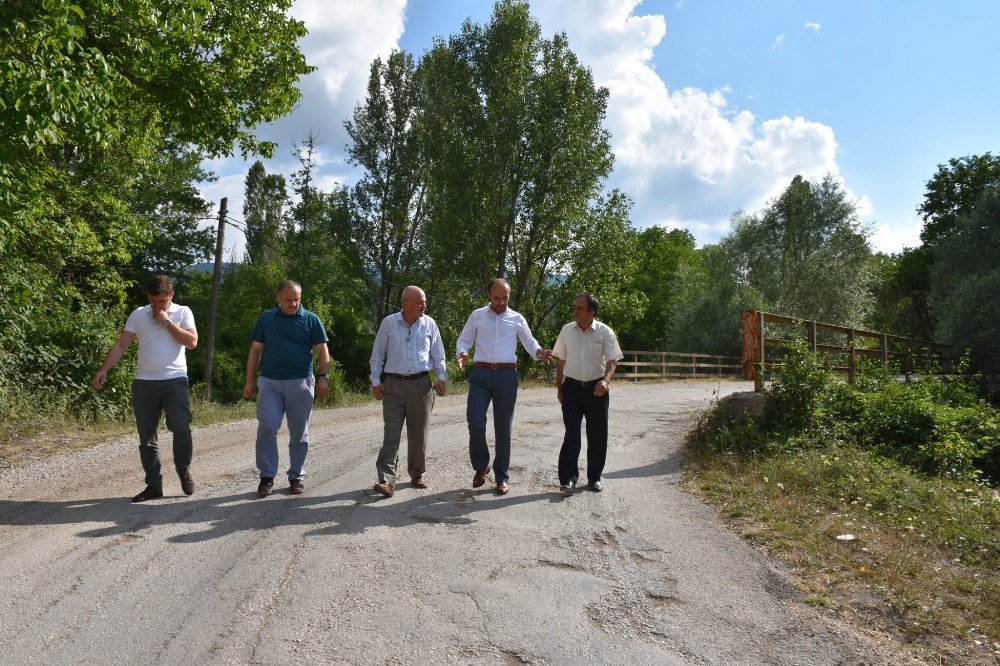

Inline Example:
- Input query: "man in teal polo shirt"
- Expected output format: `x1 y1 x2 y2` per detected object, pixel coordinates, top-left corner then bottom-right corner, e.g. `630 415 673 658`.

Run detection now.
244 280 331 497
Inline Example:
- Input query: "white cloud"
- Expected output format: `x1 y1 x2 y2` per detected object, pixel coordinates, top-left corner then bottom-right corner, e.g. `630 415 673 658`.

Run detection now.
804 21 822 32
771 33 785 50
871 216 922 253
200 0 407 235
532 0 854 244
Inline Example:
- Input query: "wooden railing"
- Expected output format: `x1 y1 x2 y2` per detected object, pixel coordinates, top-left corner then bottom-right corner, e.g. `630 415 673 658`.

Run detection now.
618 350 743 380
741 310 952 391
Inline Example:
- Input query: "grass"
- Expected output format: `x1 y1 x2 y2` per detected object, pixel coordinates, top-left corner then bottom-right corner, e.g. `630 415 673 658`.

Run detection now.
685 437 1000 665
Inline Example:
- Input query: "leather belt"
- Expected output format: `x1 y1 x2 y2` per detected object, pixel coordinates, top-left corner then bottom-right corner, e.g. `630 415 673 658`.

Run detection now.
564 376 600 388
473 362 516 369
384 371 430 380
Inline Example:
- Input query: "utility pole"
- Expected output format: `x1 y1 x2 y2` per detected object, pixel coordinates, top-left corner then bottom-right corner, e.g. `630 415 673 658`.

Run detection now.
203 197 227 400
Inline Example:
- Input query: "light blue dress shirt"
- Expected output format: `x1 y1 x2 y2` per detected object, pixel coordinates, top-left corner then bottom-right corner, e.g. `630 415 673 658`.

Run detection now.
369 312 447 386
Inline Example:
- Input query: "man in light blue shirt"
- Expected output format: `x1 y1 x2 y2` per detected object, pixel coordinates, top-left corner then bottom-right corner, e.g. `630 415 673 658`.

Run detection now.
369 286 447 497
457 278 551 495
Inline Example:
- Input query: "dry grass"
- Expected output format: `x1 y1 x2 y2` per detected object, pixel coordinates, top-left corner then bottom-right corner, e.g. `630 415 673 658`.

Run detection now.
685 442 1000 665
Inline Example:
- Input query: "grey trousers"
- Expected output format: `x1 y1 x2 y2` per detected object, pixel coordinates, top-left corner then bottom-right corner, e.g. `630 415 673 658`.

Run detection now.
376 374 435 484
132 377 193 489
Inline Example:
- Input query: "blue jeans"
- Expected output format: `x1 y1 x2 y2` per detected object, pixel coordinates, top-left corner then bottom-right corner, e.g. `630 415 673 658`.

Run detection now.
467 366 518 483
255 376 314 481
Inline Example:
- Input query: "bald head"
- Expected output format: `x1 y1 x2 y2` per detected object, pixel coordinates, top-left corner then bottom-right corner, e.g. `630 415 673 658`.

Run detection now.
400 285 426 323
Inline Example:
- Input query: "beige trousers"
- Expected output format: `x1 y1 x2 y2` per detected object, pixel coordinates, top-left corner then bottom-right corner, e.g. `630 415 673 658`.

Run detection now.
376 374 435 484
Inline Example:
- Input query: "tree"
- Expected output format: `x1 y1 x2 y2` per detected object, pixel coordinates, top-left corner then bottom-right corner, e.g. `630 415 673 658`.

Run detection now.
418 0 615 328
243 161 287 265
930 186 1000 372
345 50 427 325
0 0 312 420
622 227 699 348
865 248 934 339
726 175 873 326
918 153 1000 245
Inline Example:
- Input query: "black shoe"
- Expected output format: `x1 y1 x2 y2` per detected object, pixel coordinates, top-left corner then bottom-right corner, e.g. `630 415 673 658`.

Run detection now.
589 479 604 492
178 469 195 496
560 478 577 494
131 485 164 503
289 478 304 495
257 477 274 498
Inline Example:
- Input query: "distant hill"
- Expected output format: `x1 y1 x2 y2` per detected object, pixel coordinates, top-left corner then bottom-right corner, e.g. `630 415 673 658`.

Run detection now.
188 262 238 274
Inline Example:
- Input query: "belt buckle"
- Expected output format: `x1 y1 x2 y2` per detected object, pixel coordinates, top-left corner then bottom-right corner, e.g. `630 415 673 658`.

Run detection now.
580 379 595 387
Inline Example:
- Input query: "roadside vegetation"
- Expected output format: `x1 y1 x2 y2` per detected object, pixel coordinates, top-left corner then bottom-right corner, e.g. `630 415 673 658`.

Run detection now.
686 345 1000 664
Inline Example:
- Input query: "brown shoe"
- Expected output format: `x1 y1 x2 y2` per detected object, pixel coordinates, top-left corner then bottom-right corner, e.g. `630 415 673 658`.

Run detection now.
472 465 491 488
374 481 394 497
496 481 510 495
411 476 429 489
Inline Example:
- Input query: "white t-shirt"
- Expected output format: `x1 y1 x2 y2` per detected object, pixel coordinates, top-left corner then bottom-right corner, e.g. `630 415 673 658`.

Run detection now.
124 303 195 380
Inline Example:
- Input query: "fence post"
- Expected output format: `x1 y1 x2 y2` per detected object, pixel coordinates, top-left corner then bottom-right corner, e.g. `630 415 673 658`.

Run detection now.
847 329 856 384
904 342 912 383
755 310 765 392
808 320 818 353
881 333 888 366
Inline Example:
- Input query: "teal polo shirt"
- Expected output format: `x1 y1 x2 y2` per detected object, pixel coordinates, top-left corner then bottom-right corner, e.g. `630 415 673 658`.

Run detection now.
251 306 329 380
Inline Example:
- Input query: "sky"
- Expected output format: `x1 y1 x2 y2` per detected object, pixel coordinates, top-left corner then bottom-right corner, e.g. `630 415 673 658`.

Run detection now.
200 0 1000 258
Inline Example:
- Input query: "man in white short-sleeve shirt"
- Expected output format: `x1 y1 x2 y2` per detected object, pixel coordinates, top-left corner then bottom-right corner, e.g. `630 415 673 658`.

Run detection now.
93 275 199 502
552 292 624 494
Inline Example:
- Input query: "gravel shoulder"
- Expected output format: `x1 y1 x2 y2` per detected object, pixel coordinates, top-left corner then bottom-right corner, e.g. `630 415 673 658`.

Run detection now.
0 380 904 664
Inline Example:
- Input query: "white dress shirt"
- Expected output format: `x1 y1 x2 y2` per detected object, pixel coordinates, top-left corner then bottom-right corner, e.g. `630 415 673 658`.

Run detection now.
552 319 624 382
456 305 542 364
369 312 447 386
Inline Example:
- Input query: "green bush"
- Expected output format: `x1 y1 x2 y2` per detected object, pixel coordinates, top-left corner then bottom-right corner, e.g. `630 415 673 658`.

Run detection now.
704 343 1000 485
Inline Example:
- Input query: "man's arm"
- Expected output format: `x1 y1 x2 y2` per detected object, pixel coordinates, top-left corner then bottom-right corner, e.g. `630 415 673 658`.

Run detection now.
430 320 447 396
92 330 137 389
516 317 551 363
314 342 331 400
151 308 198 349
594 360 617 397
455 311 477 369
243 341 264 398
556 359 566 404
369 318 389 400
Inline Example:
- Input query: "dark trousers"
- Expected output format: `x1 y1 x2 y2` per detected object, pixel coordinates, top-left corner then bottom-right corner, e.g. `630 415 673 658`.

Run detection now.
558 378 609 485
132 378 193 489
467 366 518 483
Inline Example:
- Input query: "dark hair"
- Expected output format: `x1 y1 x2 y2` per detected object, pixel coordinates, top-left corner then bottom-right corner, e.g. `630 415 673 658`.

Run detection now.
577 292 599 315
277 279 302 294
146 275 173 295
487 278 511 295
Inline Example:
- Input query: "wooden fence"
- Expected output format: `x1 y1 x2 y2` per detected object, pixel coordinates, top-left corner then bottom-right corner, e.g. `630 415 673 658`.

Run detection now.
741 310 952 391
618 350 743 380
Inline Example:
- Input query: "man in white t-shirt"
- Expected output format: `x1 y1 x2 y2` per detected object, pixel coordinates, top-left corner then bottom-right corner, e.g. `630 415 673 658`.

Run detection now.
93 275 199 502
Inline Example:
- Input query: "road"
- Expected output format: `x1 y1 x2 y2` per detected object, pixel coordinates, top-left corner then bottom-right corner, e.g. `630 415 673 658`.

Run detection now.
0 381 895 664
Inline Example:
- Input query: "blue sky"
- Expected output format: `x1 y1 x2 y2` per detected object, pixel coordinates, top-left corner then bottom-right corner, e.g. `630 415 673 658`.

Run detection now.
202 0 1000 256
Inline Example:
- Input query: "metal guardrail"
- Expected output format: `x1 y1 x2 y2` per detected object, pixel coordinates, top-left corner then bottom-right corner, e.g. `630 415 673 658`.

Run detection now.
618 350 743 380
741 310 952 392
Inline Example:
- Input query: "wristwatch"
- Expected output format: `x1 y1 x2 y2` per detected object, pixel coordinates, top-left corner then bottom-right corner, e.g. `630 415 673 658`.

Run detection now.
316 373 328 379
163 319 172 328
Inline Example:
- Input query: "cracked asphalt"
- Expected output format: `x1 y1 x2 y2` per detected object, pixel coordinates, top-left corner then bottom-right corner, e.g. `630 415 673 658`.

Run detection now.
0 380 899 664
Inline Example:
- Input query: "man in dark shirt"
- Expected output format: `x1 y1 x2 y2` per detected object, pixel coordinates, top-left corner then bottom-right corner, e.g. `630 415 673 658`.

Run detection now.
244 280 330 497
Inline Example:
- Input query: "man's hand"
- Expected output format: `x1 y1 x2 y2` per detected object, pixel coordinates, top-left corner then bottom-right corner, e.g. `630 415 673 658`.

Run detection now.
433 380 446 396
594 379 609 397
315 376 330 400
457 352 468 370
92 370 108 389
151 308 168 325
243 379 257 399
372 385 384 401
537 348 553 363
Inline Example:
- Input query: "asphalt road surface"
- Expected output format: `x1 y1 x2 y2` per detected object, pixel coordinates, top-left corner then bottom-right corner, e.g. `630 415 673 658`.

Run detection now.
0 381 898 665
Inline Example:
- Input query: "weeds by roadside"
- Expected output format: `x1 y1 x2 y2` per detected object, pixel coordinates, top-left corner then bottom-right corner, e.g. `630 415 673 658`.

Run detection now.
686 345 1000 664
